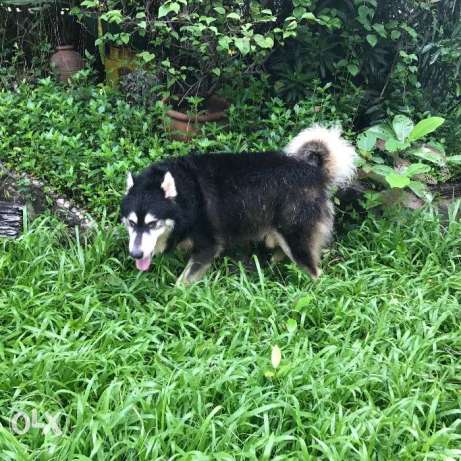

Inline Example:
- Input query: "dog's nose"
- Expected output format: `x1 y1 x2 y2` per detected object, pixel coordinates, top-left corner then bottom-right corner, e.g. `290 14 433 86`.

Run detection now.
130 249 144 259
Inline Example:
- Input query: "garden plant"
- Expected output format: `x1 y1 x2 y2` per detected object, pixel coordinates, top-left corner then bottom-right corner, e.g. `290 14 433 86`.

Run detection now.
0 0 460 459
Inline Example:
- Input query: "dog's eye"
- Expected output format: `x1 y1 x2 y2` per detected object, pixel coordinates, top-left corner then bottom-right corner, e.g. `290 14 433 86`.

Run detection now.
128 220 136 227
147 221 158 229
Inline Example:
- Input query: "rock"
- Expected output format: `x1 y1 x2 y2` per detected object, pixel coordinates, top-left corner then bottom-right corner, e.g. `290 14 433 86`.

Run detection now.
0 201 23 238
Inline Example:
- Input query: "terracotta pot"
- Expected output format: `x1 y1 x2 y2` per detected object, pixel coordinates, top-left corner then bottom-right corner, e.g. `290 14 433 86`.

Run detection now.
50 45 84 82
165 95 230 141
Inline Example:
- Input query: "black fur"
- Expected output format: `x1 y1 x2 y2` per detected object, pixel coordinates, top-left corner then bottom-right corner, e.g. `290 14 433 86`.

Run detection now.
121 150 334 283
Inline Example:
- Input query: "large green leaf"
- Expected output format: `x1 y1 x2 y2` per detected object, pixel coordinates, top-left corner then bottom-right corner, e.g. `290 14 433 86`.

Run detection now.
385 172 411 188
357 131 376 152
227 12 240 20
254 34 274 49
372 23 387 38
347 64 359 76
404 163 431 177
409 181 429 199
447 155 461 165
407 146 446 166
366 34 378 47
213 6 225 15
392 115 414 142
385 137 408 153
371 164 395 177
234 37 251 55
408 117 445 142
366 124 395 142
158 2 180 18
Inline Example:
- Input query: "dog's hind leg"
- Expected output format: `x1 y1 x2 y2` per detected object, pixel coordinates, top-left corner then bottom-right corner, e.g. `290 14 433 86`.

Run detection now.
264 232 287 263
176 245 222 286
280 229 321 279
267 230 298 266
278 217 333 279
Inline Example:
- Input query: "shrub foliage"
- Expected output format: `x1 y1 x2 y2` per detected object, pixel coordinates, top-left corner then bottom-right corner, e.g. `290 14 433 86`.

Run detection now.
2 1 460 128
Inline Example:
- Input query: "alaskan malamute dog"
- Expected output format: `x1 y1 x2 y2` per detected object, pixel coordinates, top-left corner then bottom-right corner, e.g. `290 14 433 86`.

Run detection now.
121 125 357 285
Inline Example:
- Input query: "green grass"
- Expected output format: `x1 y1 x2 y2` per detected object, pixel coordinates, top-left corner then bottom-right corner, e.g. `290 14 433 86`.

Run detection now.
0 205 460 460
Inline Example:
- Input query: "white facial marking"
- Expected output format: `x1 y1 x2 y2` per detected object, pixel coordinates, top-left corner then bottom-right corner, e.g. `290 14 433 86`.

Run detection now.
161 171 177 199
128 212 138 224
144 213 157 225
127 219 175 257
126 172 134 193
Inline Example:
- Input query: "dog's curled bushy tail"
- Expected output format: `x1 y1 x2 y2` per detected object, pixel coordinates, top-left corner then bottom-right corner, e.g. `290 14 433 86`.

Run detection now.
284 125 357 188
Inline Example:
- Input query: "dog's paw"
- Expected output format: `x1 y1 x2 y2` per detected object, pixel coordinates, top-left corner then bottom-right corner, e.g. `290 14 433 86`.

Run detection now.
176 266 206 286
175 277 184 287
175 273 191 287
309 267 322 280
302 264 322 280
271 249 286 263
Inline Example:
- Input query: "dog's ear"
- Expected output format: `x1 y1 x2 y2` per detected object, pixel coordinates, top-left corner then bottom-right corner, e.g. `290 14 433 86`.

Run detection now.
161 171 177 199
126 172 134 193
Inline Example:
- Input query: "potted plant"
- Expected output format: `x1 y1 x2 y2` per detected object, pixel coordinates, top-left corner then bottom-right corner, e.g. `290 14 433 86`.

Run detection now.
73 2 145 86
164 95 230 141
162 67 231 140
74 1 293 133
119 66 229 140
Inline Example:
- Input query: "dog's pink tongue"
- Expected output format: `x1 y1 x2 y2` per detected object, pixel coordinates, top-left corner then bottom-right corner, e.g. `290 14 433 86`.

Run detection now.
135 257 151 272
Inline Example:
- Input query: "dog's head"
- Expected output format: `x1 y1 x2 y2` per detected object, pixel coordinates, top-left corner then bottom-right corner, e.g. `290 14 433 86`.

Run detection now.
121 169 178 271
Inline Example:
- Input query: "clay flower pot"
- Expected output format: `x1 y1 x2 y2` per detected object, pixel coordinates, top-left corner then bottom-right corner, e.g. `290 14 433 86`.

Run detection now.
165 95 230 141
50 45 84 82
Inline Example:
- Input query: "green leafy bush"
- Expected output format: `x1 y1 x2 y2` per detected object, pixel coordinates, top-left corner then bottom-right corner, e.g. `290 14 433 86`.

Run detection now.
3 1 460 158
357 114 460 206
119 68 162 108
0 80 165 214
267 0 460 137
72 0 299 99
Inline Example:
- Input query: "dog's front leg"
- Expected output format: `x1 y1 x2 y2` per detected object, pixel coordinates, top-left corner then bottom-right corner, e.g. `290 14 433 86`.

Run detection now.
176 246 221 286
